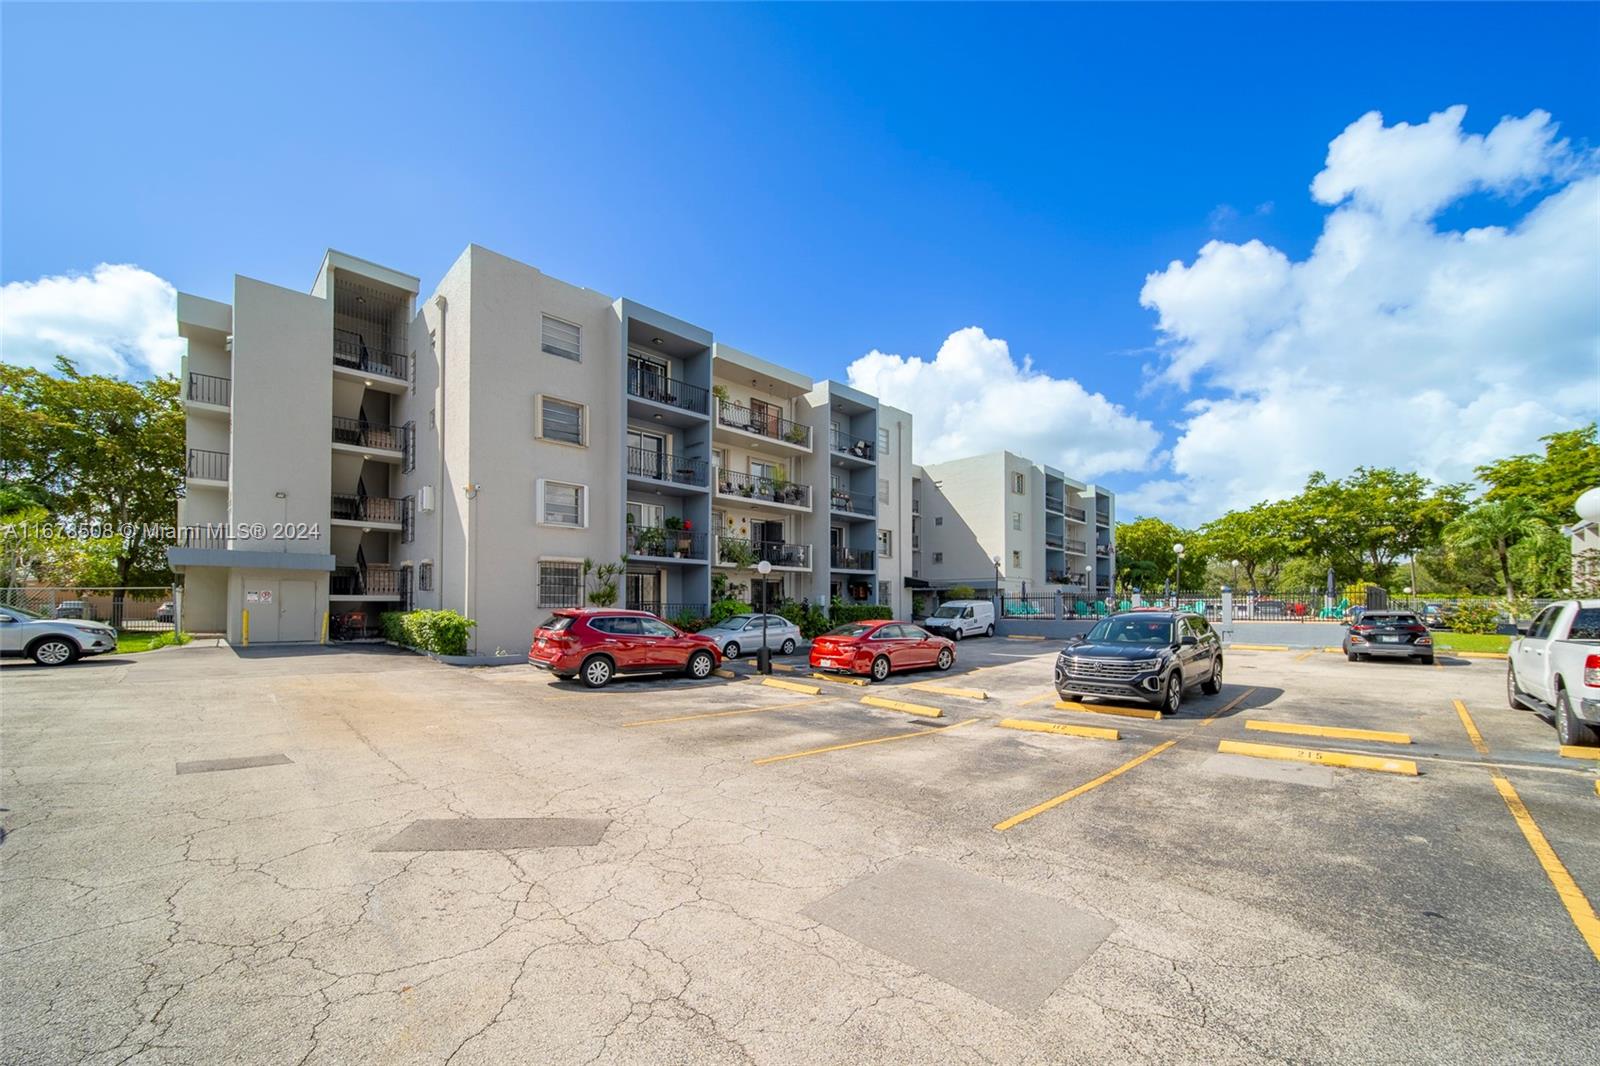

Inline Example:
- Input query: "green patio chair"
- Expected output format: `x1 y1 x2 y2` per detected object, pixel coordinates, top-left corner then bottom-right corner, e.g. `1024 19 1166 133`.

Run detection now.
1118 600 1132 612
1074 600 1090 617
1093 601 1109 616
1318 597 1349 619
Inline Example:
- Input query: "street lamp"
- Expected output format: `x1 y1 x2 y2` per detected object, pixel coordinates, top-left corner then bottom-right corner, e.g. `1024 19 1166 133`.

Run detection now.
992 554 1002 595
1173 542 1185 603
755 559 773 675
1230 558 1239 587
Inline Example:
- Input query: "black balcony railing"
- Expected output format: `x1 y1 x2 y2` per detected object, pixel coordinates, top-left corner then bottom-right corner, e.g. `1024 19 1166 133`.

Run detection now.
716 468 813 508
637 602 711 624
628 362 710 415
188 372 231 407
1066 506 1087 522
333 329 409 381
828 488 876 516
829 428 874 460
331 493 406 525
717 400 813 448
332 416 405 453
626 447 710 488
625 526 707 560
831 546 874 570
330 564 404 597
187 448 229 481
716 537 811 568
179 525 229 549
1066 539 1088 554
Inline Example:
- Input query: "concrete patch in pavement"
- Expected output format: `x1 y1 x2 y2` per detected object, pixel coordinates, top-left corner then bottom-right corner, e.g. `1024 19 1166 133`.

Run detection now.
373 817 609 852
1201 752 1334 788
175 753 293 775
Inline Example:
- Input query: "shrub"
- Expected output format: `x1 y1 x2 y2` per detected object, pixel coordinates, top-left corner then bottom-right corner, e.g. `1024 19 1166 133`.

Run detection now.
829 600 893 626
709 599 753 625
379 611 407 644
778 601 831 639
945 585 977 601
1450 601 1500 635
670 609 709 632
383 609 477 655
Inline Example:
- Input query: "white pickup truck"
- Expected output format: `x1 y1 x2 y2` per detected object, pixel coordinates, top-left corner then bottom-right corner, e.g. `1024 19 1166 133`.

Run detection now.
1506 599 1600 746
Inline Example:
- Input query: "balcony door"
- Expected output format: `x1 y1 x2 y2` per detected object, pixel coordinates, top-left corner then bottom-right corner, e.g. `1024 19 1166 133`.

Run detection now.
749 398 781 437
630 353 670 401
628 429 667 479
626 570 661 614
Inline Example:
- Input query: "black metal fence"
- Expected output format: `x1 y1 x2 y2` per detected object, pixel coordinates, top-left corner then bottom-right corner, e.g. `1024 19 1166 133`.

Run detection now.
626 526 707 560
828 488 876 516
831 547 874 570
716 468 813 508
333 329 408 381
627 362 710 415
187 372 231 407
626 447 710 487
829 428 874 460
717 399 813 448
187 448 229 482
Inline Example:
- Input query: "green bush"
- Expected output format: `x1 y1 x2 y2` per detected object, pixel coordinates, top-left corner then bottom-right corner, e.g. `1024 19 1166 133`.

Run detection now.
945 585 977 601
1449 601 1500 635
829 600 893 626
379 611 407 644
778 601 831 639
709 599 753 625
670 609 709 632
382 609 478 655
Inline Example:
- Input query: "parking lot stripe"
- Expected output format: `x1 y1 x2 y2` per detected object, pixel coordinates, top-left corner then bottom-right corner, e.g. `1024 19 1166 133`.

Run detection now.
906 682 988 701
623 696 834 727
1452 699 1492 757
1492 775 1600 962
1558 745 1600 761
763 678 823 695
861 695 944 718
994 741 1179 830
1229 643 1292 651
1055 701 1162 720
752 717 979 765
1217 740 1420 776
1005 634 1047 641
812 672 870 687
1294 651 1317 662
1018 691 1058 707
1245 720 1413 745
997 718 1119 741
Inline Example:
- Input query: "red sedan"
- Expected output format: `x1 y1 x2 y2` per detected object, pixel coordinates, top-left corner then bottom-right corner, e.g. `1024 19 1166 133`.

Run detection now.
809 619 956 682
529 608 721 688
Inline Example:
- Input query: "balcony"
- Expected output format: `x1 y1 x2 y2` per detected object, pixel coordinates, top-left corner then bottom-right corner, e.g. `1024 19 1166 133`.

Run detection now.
635 602 710 623
828 487 876 519
831 546 874 571
1045 532 1065 549
1096 543 1112 556
187 372 231 411
330 563 405 600
333 330 409 391
715 537 811 570
627 361 710 422
829 427 875 465
625 525 708 562
1066 506 1087 522
330 493 407 529
716 399 813 452
912 496 921 515
626 447 710 492
715 468 812 511
1045 495 1065 513
332 416 408 462
1066 539 1088 554
1096 511 1111 527
186 448 228 486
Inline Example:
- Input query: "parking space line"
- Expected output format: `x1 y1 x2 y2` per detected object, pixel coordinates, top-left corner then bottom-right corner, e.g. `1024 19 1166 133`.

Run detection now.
762 677 823 695
1245 720 1413 745
1230 643 1291 652
811 672 870 687
1492 775 1600 962
1559 745 1600 761
624 696 835 727
1452 699 1491 756
1005 634 1047 641
906 682 988 701
997 718 1119 741
1056 701 1162 721
753 718 979 766
1018 691 1058 707
1294 650 1317 662
861 695 943 718
1217 739 1419 776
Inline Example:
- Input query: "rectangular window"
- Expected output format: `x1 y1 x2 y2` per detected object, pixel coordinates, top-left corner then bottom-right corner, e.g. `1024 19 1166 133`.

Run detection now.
541 315 581 361
538 561 582 606
932 551 943 564
1012 511 1022 531
878 530 893 558
1011 550 1022 568
934 516 943 526
538 396 585 446
539 480 585 527
878 580 890 604
1013 472 1025 494
418 561 434 591
878 477 889 502
878 428 890 455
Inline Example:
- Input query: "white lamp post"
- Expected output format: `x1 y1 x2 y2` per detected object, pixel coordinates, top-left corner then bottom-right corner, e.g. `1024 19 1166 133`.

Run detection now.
756 559 773 674
1173 542 1185 603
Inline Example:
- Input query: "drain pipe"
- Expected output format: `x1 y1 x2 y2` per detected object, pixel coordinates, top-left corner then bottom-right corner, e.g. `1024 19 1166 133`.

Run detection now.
433 295 449 612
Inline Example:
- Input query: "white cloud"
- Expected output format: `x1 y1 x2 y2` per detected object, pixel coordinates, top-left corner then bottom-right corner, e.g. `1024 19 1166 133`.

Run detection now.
1136 106 1600 526
846 326 1160 478
1 264 182 379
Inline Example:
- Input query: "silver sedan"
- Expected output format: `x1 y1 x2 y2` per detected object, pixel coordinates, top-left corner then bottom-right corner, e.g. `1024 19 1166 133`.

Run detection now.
697 614 802 659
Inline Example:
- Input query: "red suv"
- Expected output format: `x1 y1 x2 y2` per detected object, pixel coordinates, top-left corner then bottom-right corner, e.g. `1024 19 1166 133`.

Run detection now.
809 619 956 682
528 608 722 688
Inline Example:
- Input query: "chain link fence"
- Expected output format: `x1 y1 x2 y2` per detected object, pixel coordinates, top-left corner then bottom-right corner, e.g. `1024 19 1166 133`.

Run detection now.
0 587 176 631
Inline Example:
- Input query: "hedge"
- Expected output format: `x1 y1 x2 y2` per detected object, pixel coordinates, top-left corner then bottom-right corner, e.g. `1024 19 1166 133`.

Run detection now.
828 601 892 626
379 609 477 656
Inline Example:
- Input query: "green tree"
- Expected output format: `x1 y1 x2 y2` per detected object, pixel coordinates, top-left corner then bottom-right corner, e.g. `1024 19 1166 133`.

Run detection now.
1444 499 1553 602
1116 517 1208 589
1291 467 1467 583
1477 423 1600 522
1199 501 1294 589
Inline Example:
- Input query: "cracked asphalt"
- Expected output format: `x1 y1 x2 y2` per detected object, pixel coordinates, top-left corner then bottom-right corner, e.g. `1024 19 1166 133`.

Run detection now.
3 639 1597 1064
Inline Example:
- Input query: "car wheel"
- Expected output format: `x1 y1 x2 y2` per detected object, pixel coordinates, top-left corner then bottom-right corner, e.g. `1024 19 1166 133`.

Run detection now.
1201 655 1223 695
580 656 614 689
1160 672 1182 716
870 656 891 682
1506 663 1525 710
951 628 963 642
1346 652 1358 662
984 624 995 638
1556 688 1598 747
780 638 796 655
936 647 954 671
29 638 78 666
1420 655 1435 666
723 641 741 660
685 650 715 680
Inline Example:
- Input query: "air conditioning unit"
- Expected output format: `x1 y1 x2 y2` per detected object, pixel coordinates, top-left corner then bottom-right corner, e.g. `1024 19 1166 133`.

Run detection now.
418 485 435 513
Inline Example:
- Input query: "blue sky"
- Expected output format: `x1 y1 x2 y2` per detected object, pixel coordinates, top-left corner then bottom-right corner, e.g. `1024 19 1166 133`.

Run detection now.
4 3 1597 522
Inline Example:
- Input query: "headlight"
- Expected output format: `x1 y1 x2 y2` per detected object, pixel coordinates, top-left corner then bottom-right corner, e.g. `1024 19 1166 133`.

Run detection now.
66 623 112 635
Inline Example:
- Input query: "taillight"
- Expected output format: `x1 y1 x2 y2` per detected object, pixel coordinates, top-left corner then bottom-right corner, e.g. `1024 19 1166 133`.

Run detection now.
1585 654 1600 688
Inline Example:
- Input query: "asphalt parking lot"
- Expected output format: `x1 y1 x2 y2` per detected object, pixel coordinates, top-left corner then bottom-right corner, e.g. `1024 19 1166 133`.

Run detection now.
3 638 1597 1064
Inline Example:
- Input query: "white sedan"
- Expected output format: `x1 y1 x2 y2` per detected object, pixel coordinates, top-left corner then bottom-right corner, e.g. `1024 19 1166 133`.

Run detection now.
697 614 803 659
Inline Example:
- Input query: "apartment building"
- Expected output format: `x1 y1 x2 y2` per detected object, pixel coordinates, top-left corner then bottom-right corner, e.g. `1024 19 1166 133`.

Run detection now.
911 450 1116 600
167 245 913 653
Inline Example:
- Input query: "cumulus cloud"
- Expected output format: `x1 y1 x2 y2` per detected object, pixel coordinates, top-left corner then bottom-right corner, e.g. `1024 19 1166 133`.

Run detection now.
1136 106 1600 525
1 264 182 378
846 326 1160 478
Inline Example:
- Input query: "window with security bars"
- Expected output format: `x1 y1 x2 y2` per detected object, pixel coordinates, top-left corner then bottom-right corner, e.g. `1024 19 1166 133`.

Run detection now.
541 315 581 361
878 428 890 455
1012 472 1025 494
539 396 584 445
878 530 892 558
418 561 433 591
933 552 943 563
539 562 582 606
879 581 890 604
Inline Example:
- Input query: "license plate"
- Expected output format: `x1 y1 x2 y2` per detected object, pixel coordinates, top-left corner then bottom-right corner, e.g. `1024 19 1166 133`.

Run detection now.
1377 635 1398 643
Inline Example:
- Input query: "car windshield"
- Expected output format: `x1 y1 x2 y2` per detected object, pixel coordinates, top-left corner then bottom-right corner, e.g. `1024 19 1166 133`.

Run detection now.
2 603 42 620
1365 614 1419 626
930 605 962 619
1085 617 1174 645
824 623 875 638
718 618 748 630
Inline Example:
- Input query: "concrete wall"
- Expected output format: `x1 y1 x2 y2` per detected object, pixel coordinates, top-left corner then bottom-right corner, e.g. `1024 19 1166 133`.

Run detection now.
877 404 914 617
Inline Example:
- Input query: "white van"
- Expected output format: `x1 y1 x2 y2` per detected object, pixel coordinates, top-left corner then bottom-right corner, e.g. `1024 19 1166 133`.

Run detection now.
923 599 995 641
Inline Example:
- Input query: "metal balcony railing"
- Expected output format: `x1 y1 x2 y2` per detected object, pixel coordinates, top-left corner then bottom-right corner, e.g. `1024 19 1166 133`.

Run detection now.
1066 506 1087 522
716 468 813 508
330 564 404 597
1096 543 1112 556
332 416 405 453
179 525 229 549
829 428 874 460
187 448 229 481
627 362 710 415
831 546 874 570
330 493 407 524
625 526 707 560
717 400 813 448
1067 539 1088 554
1096 511 1111 526
626 447 710 488
1045 532 1065 549
1045 495 1065 513
333 329 409 381
188 372 231 407
636 602 710 624
716 537 811 568
828 488 876 516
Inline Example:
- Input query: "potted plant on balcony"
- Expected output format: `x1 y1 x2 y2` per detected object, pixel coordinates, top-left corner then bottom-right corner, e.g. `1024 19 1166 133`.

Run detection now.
784 424 808 446
768 469 789 502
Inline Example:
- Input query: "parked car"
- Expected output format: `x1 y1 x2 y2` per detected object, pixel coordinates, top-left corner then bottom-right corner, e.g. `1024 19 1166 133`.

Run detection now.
0 604 118 665
1055 610 1223 714
922 599 995 641
528 608 721 688
809 620 955 681
1342 611 1434 665
1507 599 1600 746
155 601 175 623
1419 603 1453 630
697 613 801 659
53 600 88 619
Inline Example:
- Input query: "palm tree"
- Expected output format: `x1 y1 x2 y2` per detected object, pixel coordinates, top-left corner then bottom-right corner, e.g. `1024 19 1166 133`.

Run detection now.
1444 499 1551 602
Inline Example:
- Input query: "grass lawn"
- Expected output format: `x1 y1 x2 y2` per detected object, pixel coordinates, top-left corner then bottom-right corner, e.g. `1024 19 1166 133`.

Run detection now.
1434 632 1511 654
115 631 191 654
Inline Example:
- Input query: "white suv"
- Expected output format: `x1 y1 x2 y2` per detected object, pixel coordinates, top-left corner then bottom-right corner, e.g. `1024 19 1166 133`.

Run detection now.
0 605 118 665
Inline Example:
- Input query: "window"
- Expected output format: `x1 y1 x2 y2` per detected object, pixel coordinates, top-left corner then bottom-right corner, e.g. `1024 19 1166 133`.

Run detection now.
933 552 943 564
1011 550 1021 568
541 315 581 361
539 480 586 527
1012 472 1025 495
879 580 891 604
1529 607 1561 640
878 477 889 502
538 396 584 446
418 561 434 591
878 530 893 558
538 561 581 606
1012 511 1022 531
878 427 890 455
640 618 677 637
934 516 943 526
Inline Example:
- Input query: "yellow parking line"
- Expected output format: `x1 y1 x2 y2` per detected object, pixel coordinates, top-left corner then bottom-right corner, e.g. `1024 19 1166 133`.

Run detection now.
1230 643 1291 652
1453 699 1491 756
1246 720 1413 745
1450 650 1508 660
1018 691 1058 707
997 718 1119 741
753 717 979 766
1056 701 1162 721
1218 739 1419 776
1005 634 1047 641
811 672 870 687
1559 745 1600 761
1294 651 1317 662
861 695 943 718
624 696 832 727
1492 776 1600 962
762 677 822 695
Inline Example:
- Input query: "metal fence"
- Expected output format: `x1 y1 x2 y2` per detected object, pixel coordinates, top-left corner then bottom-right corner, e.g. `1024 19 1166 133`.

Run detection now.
0 586 176 631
